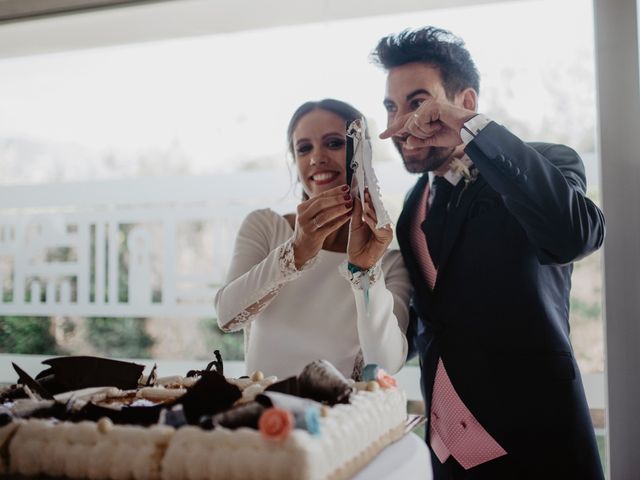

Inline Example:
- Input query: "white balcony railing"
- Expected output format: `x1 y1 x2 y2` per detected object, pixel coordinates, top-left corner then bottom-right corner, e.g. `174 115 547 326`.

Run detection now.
0 173 604 409
0 173 296 318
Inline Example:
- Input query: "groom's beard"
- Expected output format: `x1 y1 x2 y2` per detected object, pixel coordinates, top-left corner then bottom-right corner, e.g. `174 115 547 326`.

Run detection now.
393 137 453 174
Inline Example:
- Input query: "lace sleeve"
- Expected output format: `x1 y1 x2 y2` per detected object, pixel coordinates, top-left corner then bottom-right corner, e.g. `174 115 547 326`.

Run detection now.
338 260 382 289
340 251 411 375
218 288 281 332
217 237 317 332
278 236 317 275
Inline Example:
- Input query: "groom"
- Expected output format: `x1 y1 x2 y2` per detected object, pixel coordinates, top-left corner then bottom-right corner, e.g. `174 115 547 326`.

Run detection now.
372 27 605 479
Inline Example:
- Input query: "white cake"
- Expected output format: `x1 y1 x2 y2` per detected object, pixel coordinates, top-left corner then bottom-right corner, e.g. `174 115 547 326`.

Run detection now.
7 419 173 479
0 359 407 480
161 387 406 480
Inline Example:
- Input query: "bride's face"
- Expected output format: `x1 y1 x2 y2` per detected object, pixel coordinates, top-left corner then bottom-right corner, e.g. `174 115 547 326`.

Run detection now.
292 109 347 199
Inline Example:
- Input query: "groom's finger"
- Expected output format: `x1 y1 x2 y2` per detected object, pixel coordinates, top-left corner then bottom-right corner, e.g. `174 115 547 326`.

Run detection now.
379 113 410 139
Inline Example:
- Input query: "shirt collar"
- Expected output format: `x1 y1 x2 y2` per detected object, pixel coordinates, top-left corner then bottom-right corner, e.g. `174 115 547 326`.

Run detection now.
440 154 474 186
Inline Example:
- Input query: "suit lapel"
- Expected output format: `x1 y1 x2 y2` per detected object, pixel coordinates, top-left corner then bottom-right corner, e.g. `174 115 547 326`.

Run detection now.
434 175 487 274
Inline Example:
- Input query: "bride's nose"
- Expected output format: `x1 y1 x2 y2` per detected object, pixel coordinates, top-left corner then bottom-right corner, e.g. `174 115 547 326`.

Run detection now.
310 155 329 166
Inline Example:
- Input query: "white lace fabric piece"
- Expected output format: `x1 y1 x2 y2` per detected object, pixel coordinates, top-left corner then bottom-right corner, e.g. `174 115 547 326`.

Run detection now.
278 236 317 276
220 289 281 332
338 260 382 290
347 119 393 229
220 237 317 332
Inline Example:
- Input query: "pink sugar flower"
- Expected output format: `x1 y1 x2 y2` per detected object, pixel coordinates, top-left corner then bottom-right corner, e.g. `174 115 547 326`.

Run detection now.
259 407 294 441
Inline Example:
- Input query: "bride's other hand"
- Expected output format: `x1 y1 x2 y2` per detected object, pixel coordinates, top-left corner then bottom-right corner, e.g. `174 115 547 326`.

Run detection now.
347 189 393 270
292 184 353 269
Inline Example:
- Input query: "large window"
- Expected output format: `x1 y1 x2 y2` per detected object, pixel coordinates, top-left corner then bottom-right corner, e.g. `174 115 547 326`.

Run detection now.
0 0 607 468
0 0 603 408
0 0 602 370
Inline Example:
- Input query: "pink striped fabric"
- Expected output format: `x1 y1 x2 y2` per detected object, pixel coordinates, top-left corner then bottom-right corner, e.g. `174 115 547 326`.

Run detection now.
409 182 437 289
410 178 507 470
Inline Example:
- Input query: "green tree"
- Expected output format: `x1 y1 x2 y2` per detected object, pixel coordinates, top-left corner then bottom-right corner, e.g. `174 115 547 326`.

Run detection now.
86 317 154 358
0 316 59 355
199 317 243 361
85 223 156 359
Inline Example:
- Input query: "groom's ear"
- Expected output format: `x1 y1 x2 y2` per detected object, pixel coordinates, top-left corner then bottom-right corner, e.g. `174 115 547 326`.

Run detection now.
457 88 478 112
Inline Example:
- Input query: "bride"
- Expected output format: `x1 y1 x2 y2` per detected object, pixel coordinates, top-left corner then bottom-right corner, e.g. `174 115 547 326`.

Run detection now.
214 98 410 379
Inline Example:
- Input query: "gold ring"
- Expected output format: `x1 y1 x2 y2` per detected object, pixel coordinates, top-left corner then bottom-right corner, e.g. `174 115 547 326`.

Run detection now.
312 216 320 229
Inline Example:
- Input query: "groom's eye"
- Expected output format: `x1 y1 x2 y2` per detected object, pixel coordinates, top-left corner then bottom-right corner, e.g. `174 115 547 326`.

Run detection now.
410 98 426 110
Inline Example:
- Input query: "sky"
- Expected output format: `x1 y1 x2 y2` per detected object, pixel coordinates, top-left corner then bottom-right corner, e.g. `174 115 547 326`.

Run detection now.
0 0 595 183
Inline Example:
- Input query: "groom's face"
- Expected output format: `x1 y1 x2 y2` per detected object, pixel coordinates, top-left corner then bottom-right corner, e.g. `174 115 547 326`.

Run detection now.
383 62 454 174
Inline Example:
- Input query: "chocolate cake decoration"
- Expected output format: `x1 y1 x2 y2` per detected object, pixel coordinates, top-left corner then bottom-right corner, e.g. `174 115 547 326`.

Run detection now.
35 356 144 393
0 408 12 427
145 363 158 387
0 384 26 402
12 362 54 400
78 402 164 426
298 360 352 406
200 401 265 430
175 370 241 424
159 405 188 428
29 397 77 421
264 376 299 396
186 350 224 377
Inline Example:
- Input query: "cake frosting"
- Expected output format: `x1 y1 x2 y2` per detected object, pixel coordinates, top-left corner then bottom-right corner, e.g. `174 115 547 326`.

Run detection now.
0 355 408 480
8 419 173 479
161 387 406 480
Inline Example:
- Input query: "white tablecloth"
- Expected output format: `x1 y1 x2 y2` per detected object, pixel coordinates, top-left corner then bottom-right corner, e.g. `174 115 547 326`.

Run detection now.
354 432 432 480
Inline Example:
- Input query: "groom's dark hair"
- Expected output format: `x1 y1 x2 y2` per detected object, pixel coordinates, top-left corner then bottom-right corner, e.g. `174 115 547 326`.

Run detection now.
370 26 480 100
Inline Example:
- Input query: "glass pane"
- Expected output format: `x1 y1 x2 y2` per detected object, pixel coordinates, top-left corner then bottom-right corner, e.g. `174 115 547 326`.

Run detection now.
0 1 604 466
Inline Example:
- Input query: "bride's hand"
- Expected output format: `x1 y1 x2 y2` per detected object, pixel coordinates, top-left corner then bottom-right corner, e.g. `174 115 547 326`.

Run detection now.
292 185 353 269
347 189 393 270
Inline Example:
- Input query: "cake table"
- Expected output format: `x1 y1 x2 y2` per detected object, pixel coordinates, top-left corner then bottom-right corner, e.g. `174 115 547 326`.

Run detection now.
354 432 432 480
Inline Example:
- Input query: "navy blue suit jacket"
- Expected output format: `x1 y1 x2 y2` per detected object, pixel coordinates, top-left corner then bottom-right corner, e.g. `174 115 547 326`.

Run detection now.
398 122 605 479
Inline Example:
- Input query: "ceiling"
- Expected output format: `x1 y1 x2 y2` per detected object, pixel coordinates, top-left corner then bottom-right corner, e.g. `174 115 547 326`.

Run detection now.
0 0 515 59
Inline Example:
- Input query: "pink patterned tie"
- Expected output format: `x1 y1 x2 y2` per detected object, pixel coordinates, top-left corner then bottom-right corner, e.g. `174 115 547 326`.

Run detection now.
411 178 507 469
410 182 437 289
